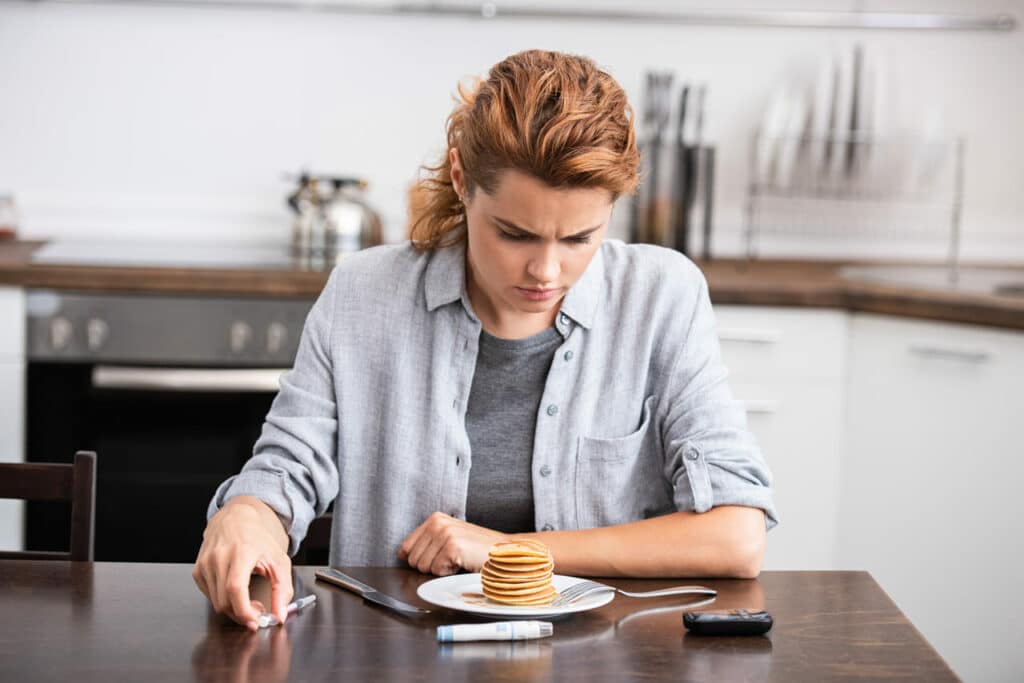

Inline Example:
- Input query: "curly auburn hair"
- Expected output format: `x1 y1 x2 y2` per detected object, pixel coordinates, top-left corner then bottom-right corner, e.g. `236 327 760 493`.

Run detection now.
409 49 640 251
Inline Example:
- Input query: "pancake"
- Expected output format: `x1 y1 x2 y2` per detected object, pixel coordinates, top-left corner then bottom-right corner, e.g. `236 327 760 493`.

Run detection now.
479 572 554 592
482 585 557 606
487 540 551 559
482 562 554 580
480 540 557 606
486 559 555 574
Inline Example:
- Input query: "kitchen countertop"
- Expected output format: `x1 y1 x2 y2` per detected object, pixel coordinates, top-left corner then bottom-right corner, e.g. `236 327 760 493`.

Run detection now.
0 240 1021 329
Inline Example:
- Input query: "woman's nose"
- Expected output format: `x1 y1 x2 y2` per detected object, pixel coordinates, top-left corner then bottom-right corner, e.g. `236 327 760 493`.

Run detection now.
526 244 560 284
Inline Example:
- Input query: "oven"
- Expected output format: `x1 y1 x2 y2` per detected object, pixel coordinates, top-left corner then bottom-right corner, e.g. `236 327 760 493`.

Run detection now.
24 289 315 563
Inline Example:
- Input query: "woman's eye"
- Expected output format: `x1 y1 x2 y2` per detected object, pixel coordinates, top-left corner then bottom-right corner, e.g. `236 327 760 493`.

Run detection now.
496 229 591 244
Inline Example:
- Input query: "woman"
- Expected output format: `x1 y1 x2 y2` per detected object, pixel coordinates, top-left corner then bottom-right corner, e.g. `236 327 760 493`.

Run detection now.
194 49 776 630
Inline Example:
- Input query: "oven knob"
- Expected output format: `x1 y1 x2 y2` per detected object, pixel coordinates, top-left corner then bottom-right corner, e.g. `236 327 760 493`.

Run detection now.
86 318 109 352
266 322 288 355
229 321 253 354
50 316 73 350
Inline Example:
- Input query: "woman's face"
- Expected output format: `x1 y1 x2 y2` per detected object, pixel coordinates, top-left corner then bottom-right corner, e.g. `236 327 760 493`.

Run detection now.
451 152 614 335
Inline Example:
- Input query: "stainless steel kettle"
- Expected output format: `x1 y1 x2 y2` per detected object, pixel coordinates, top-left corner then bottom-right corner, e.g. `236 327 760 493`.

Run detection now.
287 173 384 267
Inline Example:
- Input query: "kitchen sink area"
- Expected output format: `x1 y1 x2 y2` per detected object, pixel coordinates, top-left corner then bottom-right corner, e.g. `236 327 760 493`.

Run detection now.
839 264 1024 298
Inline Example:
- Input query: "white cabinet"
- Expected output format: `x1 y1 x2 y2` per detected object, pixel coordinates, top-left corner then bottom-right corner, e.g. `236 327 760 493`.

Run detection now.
0 286 25 552
714 305 847 570
840 313 1024 683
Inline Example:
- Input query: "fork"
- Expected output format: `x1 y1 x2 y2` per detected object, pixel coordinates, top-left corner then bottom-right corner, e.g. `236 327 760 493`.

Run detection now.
550 580 716 607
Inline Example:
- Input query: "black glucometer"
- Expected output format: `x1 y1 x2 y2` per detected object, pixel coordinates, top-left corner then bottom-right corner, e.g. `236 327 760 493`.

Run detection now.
683 609 773 636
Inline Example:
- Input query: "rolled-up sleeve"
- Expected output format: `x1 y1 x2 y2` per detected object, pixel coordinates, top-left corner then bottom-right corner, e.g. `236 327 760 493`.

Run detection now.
207 268 342 554
659 270 778 529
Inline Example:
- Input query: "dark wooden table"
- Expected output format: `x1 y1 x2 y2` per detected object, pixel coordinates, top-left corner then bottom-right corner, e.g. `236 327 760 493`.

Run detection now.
0 561 957 682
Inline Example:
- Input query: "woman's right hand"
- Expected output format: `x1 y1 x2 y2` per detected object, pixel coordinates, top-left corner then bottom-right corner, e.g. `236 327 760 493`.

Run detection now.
193 496 294 631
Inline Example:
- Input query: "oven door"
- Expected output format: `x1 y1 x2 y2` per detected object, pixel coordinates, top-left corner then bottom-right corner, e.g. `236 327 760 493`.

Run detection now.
26 362 284 563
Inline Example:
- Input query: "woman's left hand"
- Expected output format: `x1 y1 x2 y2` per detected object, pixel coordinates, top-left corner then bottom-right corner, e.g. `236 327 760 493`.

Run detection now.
398 512 508 576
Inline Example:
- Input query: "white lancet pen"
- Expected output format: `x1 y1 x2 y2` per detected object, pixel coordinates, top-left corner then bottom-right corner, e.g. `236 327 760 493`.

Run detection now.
257 594 317 628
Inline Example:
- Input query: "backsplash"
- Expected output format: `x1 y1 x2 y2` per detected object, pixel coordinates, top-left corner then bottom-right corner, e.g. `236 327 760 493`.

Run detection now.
0 1 1021 261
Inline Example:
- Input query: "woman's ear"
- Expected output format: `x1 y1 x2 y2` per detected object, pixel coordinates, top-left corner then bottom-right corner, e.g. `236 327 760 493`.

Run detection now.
449 148 464 199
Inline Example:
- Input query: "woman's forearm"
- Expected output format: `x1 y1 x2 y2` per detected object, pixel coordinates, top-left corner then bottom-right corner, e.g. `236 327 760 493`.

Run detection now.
514 506 766 579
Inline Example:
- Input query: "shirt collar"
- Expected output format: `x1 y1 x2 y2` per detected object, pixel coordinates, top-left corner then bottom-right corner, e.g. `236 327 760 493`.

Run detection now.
423 236 605 330
557 245 603 329
424 236 468 312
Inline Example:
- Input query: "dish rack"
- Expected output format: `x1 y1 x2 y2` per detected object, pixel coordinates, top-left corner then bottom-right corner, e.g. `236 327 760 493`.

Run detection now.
743 131 965 269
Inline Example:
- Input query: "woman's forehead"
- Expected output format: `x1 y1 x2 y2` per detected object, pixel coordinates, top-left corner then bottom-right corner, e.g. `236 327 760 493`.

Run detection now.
480 169 613 230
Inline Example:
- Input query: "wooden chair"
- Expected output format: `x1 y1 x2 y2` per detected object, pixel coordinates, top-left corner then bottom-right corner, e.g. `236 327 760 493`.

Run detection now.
0 450 96 561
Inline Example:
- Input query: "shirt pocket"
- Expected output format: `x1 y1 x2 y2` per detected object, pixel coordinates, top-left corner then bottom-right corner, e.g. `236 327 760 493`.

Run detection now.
575 395 673 528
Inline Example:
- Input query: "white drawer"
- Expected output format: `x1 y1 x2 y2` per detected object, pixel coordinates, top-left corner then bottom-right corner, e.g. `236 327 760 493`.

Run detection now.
714 305 847 383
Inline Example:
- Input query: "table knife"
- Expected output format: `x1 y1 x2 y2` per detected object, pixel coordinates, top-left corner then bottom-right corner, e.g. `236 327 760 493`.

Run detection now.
315 568 431 615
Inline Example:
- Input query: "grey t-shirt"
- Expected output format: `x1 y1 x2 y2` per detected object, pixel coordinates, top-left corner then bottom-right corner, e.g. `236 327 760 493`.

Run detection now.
464 326 564 533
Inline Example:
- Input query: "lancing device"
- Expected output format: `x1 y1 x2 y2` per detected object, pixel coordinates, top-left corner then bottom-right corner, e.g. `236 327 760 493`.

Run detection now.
257 594 317 628
437 621 553 642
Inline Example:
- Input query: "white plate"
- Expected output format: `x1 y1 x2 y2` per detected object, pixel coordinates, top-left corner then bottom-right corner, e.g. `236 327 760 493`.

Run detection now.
417 573 614 619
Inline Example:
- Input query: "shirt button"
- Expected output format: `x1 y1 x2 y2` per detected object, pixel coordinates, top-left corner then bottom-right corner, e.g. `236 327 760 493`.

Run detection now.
560 314 569 325
539 464 552 477
685 446 700 461
563 350 574 361
546 404 559 417
541 523 555 532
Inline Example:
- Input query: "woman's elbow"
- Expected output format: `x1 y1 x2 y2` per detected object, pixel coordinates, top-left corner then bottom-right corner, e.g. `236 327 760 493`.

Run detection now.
725 512 766 579
730 546 764 579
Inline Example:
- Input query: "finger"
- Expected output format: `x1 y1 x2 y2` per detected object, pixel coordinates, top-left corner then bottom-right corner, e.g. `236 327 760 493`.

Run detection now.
201 562 221 615
207 551 231 615
404 513 451 569
257 557 294 625
398 518 430 562
431 547 461 577
225 555 263 629
413 532 449 575
192 561 210 600
403 527 434 571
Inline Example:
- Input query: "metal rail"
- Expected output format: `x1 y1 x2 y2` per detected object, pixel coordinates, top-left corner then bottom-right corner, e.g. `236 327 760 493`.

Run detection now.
33 1 1018 32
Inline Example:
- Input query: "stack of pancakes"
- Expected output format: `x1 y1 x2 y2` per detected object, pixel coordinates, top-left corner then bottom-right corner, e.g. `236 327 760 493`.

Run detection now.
480 540 556 606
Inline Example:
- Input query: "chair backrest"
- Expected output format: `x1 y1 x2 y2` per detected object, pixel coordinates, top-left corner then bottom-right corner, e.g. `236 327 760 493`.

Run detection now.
0 450 96 561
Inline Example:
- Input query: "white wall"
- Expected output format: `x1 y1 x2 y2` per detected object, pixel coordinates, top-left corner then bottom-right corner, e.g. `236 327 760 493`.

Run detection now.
0 0 1021 258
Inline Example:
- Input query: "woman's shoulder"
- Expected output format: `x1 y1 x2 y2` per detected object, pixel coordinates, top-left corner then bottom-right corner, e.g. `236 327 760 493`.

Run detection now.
323 241 429 297
332 241 425 275
599 239 706 297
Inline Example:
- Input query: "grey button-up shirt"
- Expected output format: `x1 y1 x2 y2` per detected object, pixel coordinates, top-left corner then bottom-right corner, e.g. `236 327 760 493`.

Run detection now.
209 238 777 566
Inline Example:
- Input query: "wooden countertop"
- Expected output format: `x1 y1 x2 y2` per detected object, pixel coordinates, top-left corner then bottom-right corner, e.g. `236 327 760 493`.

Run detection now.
699 259 1024 330
1 240 1021 329
0 562 958 682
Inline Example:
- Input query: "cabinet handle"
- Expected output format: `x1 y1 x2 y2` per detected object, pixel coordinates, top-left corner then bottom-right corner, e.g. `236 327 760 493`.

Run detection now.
717 328 781 344
738 399 779 414
92 366 287 393
907 343 991 363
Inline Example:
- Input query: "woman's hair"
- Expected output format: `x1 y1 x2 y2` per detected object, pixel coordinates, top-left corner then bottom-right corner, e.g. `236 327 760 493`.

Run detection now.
409 49 640 251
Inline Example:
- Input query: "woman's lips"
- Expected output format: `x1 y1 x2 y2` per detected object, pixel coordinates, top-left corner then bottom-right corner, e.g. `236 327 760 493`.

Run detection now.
516 287 560 302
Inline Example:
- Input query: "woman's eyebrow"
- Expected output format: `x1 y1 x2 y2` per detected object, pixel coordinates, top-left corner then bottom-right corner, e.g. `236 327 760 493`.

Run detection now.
492 216 602 239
